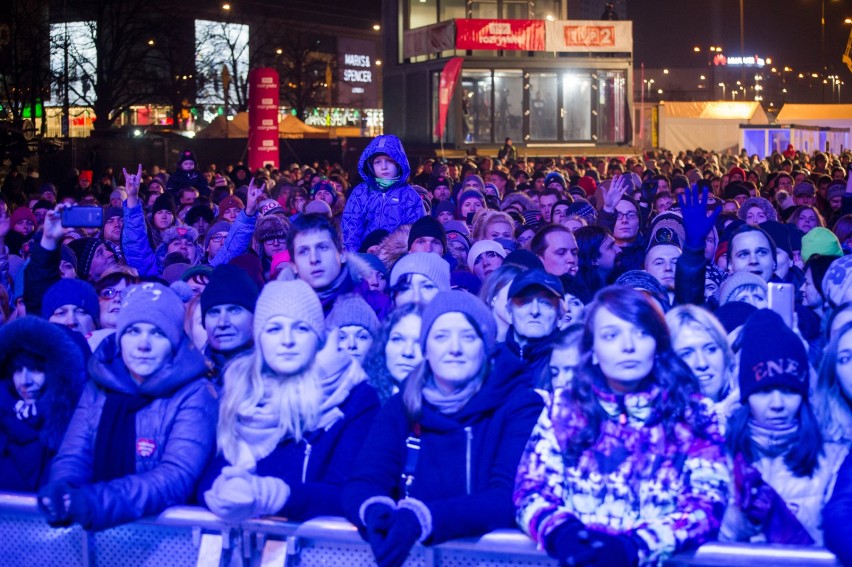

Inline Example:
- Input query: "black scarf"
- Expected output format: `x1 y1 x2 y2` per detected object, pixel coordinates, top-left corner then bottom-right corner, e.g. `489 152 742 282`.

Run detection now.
92 391 153 482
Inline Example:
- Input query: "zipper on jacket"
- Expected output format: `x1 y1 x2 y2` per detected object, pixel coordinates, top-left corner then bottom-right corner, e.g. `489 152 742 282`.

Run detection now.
464 427 473 495
302 442 312 483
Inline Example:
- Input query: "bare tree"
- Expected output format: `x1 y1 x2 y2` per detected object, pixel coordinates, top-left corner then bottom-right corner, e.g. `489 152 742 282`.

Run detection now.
276 32 331 121
52 0 160 133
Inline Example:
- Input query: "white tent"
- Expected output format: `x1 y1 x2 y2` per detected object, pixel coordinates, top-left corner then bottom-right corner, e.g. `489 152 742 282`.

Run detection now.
658 101 770 152
196 112 326 139
775 104 852 131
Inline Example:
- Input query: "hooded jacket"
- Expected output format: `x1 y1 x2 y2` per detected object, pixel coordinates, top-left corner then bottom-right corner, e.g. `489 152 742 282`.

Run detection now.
341 135 425 252
343 355 543 544
48 334 218 531
0 317 87 492
515 383 730 566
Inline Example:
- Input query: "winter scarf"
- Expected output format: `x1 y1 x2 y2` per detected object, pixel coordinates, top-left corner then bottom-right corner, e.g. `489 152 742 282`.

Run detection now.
748 419 799 459
422 377 483 415
93 391 153 482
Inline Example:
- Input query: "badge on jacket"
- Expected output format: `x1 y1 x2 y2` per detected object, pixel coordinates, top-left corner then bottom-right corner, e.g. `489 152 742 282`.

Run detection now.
137 438 157 457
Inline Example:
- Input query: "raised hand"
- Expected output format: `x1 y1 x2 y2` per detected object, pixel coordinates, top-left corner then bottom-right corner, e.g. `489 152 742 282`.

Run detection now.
245 177 266 217
602 174 630 212
122 164 143 207
679 184 721 249
41 204 72 250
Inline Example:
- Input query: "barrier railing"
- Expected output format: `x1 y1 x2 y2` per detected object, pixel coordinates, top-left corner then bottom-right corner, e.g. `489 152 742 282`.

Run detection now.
0 491 840 566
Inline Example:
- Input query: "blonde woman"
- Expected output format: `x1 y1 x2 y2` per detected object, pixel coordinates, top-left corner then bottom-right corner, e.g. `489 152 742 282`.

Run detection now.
200 279 380 522
470 209 516 242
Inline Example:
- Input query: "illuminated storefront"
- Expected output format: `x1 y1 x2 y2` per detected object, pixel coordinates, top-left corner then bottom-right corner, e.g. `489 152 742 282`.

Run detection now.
385 2 634 151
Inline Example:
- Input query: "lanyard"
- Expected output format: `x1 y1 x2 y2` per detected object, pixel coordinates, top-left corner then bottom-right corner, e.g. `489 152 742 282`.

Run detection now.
401 422 422 498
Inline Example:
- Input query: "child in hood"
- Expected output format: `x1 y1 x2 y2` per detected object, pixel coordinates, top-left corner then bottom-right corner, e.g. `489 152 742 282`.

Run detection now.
341 135 425 252
166 150 210 198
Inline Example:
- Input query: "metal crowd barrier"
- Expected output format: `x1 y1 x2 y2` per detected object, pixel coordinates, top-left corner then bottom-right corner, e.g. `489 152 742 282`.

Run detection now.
0 491 840 566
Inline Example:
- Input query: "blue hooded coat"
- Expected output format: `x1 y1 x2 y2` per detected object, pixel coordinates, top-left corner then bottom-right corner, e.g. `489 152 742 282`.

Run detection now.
341 135 425 252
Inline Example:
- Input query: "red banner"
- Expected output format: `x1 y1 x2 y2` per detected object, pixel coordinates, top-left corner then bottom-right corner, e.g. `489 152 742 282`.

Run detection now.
456 19 545 51
434 57 463 139
248 68 280 172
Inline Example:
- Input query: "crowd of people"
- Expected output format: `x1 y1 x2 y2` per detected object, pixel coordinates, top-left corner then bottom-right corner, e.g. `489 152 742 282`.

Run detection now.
1 136 852 566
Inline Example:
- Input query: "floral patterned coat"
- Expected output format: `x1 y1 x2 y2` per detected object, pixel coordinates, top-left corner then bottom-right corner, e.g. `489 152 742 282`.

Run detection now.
514 385 730 566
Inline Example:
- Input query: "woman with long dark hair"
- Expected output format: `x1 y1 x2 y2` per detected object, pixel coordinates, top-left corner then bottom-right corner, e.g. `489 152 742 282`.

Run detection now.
722 310 847 545
573 225 620 295
515 286 729 566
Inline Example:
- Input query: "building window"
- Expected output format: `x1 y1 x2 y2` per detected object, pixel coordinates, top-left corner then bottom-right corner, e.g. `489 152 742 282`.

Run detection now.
409 0 437 28
440 0 466 22
494 71 523 142
562 72 591 141
461 71 492 143
529 73 558 140
596 70 626 143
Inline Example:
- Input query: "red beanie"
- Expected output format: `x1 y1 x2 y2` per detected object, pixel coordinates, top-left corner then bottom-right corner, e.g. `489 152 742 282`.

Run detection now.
577 176 597 197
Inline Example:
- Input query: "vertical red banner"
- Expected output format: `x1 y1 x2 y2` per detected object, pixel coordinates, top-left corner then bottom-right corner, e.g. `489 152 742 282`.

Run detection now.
434 57 464 139
248 68 280 172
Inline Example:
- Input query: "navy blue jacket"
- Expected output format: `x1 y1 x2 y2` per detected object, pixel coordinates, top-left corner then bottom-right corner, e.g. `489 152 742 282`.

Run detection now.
822 450 852 564
199 381 380 520
342 357 543 544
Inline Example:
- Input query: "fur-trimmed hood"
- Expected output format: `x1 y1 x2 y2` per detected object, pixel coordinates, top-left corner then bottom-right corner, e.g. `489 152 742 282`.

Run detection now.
374 224 411 273
0 317 88 451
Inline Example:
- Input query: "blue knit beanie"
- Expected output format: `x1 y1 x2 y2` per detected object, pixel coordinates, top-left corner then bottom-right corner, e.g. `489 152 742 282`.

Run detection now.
200 264 260 323
42 278 100 325
117 282 186 350
420 290 496 357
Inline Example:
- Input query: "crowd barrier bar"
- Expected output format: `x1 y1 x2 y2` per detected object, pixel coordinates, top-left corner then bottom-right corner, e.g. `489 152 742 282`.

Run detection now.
0 491 840 566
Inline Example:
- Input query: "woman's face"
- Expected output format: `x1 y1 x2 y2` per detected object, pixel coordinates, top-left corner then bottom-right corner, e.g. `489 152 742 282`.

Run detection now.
485 221 513 241
592 307 657 393
672 322 727 401
490 282 512 328
559 293 585 329
258 315 319 377
384 314 422 383
834 328 852 401
748 389 802 430
338 325 373 363
800 267 822 308
13 367 46 403
98 278 128 329
190 301 207 352
745 206 767 225
549 344 581 390
314 190 334 205
13 218 35 237
730 286 767 309
425 312 484 394
395 273 440 307
120 323 172 381
460 198 483 217
796 208 819 234
153 210 174 230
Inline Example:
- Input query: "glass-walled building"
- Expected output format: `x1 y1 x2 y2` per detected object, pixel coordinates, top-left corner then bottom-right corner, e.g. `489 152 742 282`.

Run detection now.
384 0 634 152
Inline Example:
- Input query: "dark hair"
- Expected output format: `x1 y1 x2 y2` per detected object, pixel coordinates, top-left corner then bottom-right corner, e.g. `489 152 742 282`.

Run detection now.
531 224 571 258
287 212 342 255
574 225 610 294
726 224 777 268
726 401 823 477
564 286 713 463
363 303 423 404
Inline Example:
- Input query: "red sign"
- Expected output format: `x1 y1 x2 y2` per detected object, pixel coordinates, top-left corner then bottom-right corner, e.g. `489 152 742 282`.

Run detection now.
456 19 545 51
434 57 464 139
562 25 615 47
248 68 280 171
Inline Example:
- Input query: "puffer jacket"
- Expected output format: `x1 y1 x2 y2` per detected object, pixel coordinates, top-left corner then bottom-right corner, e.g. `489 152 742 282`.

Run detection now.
514 383 730 566
721 441 847 546
48 334 218 531
121 201 159 277
341 135 425 252
343 355 543 544
0 317 87 492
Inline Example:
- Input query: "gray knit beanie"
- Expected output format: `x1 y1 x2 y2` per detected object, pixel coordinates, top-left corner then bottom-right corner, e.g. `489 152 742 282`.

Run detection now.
737 197 778 223
390 252 451 291
253 279 326 344
718 271 768 305
117 282 186 350
326 294 380 336
419 290 497 357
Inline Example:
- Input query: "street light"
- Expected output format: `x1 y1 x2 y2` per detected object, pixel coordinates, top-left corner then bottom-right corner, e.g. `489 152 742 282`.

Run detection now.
372 24 381 31
222 3 231 9
719 82 726 99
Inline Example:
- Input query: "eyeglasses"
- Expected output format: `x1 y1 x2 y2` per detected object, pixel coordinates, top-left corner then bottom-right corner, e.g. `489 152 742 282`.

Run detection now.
99 288 123 300
616 212 639 221
209 233 226 243
263 237 285 245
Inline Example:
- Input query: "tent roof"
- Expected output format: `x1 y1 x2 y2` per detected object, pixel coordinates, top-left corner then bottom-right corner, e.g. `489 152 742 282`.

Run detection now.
661 101 766 121
196 112 325 138
776 104 852 122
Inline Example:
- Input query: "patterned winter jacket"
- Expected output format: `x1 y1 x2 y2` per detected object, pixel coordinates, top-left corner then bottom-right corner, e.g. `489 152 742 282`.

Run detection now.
341 135 425 252
514 384 730 566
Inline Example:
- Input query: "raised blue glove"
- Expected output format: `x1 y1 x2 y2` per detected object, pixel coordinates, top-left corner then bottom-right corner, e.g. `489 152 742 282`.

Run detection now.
372 507 422 567
679 184 721 249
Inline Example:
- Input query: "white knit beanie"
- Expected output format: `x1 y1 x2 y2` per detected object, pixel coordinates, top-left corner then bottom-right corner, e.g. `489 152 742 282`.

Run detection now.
253 279 326 343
